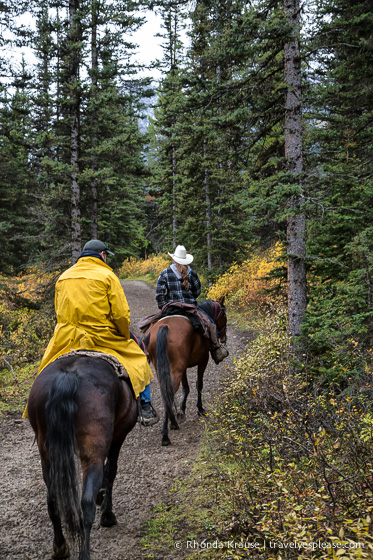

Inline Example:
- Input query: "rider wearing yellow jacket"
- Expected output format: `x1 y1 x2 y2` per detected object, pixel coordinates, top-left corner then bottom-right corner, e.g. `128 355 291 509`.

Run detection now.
23 240 153 419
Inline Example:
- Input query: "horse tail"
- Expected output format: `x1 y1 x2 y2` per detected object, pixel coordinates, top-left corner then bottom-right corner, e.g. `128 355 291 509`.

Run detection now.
45 370 83 547
156 326 177 425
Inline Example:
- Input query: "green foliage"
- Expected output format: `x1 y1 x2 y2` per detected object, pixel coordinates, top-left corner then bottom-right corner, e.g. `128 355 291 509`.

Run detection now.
0 0 152 270
302 0 373 384
0 63 39 273
0 268 56 363
0 364 38 415
202 314 373 557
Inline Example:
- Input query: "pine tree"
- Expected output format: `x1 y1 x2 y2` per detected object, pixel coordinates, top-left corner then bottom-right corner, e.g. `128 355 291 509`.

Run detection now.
0 61 37 272
14 0 153 266
156 0 252 272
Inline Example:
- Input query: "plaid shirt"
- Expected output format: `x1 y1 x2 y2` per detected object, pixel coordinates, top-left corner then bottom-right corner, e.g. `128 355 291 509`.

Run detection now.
156 265 202 309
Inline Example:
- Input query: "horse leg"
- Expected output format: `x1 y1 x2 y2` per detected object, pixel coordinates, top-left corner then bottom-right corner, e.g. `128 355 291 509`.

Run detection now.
80 463 104 560
100 382 138 525
100 445 121 527
196 357 209 416
161 410 171 446
42 462 70 560
170 374 182 430
178 372 189 419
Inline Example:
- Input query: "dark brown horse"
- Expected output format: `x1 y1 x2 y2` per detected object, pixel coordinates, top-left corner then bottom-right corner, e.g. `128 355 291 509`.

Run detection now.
27 354 138 560
143 298 227 446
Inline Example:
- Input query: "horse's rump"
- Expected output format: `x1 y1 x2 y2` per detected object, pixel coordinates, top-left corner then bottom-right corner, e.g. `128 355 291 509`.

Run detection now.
144 315 208 370
28 354 124 466
27 354 138 559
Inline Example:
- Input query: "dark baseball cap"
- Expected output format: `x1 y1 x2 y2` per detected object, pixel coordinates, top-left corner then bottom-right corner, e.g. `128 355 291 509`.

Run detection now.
83 239 115 255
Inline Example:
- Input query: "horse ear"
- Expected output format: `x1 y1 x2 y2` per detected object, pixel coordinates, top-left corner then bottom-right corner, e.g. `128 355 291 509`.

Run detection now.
218 296 225 306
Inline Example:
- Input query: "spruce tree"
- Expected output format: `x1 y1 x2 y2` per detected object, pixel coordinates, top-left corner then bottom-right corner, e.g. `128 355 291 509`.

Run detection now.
147 0 187 251
0 61 36 272
302 0 373 380
284 0 307 349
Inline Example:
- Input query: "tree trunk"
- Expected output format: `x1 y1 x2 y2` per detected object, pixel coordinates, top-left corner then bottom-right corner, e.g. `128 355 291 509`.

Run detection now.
172 125 177 248
203 141 212 270
284 0 307 355
90 0 98 239
70 0 81 261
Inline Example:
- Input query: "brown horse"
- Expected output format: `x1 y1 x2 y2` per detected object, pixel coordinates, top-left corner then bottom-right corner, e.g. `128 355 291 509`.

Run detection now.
27 354 138 560
143 298 227 446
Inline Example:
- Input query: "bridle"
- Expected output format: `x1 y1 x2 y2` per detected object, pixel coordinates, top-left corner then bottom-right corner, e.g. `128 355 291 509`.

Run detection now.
211 301 227 339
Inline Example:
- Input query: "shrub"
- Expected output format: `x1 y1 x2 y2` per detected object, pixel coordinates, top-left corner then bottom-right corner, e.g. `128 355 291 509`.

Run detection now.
117 253 170 281
0 267 56 377
204 308 373 558
206 243 286 313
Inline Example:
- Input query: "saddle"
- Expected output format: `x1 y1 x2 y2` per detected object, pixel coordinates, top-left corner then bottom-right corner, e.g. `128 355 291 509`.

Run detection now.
138 302 210 339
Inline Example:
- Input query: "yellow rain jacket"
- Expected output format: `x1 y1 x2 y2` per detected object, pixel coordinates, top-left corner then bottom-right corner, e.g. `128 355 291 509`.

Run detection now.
22 256 152 418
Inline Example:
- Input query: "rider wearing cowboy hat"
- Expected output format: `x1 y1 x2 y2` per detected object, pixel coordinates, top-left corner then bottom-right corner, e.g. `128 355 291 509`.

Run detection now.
155 245 229 364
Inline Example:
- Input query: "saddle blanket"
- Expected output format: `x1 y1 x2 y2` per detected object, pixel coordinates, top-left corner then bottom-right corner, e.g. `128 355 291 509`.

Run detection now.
157 314 191 323
56 349 129 380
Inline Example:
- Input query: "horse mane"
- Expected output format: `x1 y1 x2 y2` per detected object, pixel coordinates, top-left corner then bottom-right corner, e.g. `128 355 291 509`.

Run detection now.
197 300 215 318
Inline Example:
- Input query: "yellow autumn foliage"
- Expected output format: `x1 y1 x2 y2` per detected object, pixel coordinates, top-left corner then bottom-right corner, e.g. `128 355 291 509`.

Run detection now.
207 243 285 310
118 253 170 281
0 265 56 304
0 267 56 367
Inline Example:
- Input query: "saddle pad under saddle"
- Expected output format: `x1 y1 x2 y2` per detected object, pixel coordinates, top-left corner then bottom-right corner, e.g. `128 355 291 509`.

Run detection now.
157 314 191 323
56 349 129 380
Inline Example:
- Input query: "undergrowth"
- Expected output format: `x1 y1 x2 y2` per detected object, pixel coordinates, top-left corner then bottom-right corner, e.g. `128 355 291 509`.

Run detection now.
206 244 286 315
0 267 56 414
141 308 373 559
118 254 171 286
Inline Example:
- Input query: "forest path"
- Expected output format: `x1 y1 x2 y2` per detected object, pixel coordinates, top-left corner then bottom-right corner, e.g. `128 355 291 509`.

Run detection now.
0 280 251 560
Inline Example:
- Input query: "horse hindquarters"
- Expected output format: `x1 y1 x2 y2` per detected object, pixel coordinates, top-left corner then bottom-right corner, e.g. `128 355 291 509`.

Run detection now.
44 371 84 557
156 325 178 445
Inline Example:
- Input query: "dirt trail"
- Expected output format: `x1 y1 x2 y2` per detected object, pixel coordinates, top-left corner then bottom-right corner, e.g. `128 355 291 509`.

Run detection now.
0 281 251 560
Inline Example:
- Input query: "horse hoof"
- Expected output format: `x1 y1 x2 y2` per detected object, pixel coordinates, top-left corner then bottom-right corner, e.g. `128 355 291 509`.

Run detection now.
198 408 207 416
100 511 117 527
162 437 171 446
52 542 70 559
170 421 179 430
177 411 185 421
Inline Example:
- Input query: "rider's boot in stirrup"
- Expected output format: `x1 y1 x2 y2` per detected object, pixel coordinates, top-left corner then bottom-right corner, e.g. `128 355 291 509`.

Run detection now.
211 344 229 365
140 400 159 426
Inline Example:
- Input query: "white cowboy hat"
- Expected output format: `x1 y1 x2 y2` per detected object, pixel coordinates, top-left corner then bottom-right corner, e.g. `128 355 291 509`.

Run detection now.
168 245 194 265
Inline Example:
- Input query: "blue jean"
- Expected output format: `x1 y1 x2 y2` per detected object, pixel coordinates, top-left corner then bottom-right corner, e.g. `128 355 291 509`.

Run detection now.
140 383 151 403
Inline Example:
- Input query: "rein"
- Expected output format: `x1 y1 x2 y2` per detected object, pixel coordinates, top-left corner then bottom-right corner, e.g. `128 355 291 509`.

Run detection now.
199 301 226 338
